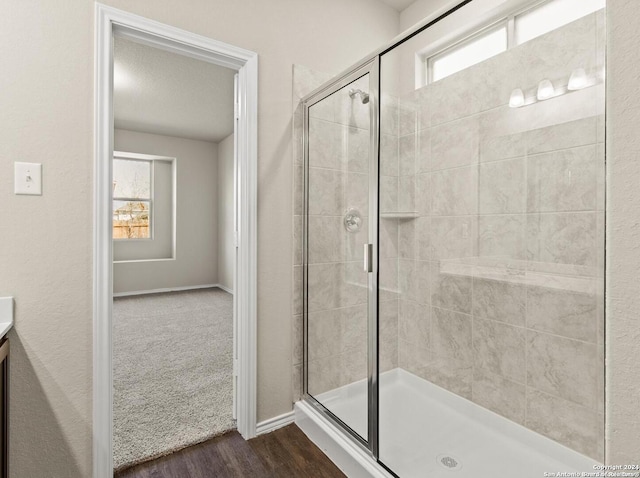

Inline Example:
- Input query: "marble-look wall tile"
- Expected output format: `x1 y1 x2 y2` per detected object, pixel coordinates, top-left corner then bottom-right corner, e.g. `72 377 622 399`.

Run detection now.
527 286 597 343
526 389 603 462
527 331 598 409
415 260 430 305
345 217 368 263
293 215 302 266
399 134 415 176
380 218 399 259
308 118 343 169
596 143 605 212
480 131 525 163
293 163 303 216
430 216 475 260
420 357 473 400
340 305 367 354
308 216 343 264
398 339 430 377
479 158 526 214
416 216 431 261
292 314 303 366
473 318 526 383
307 308 341 361
416 173 431 216
399 100 417 137
399 258 417 302
380 134 399 177
308 167 343 216
472 369 526 425
346 172 369 217
398 220 416 259
379 258 399 302
478 215 526 260
417 128 431 173
308 94 335 122
527 146 597 213
473 278 526 327
431 165 478 216
293 266 302 315
380 175 398 213
431 115 479 171
398 176 415 212
380 300 399 372
308 355 341 396
527 117 597 155
341 350 367 387
431 266 472 314
347 127 369 173
399 299 430 347
380 93 398 136
432 307 472 365
340 262 368 308
526 212 596 266
307 263 337 312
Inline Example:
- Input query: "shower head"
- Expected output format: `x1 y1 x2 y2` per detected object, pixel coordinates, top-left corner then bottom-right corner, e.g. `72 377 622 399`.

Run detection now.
349 88 370 104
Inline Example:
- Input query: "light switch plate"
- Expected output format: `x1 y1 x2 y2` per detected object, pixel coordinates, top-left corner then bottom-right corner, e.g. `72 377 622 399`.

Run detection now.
15 162 42 195
0 298 13 324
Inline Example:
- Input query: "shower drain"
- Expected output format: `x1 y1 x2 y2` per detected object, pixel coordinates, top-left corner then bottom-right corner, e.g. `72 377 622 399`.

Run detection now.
436 454 463 472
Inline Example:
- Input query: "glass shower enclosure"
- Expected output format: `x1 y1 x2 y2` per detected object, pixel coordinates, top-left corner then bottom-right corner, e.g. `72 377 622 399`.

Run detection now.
301 0 605 476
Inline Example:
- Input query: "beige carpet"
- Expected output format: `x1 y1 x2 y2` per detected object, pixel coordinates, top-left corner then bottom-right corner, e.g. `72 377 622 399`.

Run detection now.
113 288 235 471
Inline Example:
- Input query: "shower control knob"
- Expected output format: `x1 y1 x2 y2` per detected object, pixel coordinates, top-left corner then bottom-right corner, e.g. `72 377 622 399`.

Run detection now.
344 208 362 233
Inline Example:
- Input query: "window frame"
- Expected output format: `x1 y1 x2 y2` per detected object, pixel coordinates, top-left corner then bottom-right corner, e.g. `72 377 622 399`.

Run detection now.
112 152 155 241
422 0 603 85
426 20 511 84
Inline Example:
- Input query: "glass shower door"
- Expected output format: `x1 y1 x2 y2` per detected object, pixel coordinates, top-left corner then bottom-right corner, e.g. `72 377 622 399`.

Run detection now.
304 64 377 445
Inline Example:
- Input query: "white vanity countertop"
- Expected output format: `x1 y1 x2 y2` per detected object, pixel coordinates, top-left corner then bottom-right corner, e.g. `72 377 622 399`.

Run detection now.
0 297 14 339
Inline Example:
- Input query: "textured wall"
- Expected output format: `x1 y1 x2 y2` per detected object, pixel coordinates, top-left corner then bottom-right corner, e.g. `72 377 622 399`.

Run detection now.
113 129 218 294
605 0 640 465
0 1 398 476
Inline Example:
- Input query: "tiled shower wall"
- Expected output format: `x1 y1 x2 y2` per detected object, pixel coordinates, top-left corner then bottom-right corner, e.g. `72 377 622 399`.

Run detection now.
292 8 605 463
383 11 605 460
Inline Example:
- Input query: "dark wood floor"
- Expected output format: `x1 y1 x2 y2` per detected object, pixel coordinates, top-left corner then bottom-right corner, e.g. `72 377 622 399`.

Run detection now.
114 424 346 478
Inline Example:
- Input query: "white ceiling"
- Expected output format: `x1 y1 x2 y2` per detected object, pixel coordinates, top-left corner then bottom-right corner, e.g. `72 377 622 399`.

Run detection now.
377 0 416 12
113 37 236 143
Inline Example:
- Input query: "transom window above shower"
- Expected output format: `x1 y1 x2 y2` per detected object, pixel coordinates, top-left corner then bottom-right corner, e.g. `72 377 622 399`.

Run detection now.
421 0 605 85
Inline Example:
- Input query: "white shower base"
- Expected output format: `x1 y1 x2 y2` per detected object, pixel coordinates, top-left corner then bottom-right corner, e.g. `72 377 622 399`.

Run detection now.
296 368 599 478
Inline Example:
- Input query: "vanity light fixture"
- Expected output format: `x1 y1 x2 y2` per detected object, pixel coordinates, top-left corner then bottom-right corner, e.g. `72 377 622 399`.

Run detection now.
509 88 525 108
536 79 555 100
568 68 588 90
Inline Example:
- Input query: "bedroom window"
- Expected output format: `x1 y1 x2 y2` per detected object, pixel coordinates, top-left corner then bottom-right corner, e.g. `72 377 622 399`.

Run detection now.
113 157 152 239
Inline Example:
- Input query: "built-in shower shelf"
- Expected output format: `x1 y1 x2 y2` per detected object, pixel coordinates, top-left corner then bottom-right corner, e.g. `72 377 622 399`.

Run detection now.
380 212 418 219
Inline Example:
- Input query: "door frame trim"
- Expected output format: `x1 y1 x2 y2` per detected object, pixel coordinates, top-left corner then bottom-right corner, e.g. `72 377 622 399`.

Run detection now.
94 5 258 476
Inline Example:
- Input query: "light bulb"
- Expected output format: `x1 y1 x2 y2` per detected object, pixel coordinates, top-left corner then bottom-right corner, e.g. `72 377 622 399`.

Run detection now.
509 88 525 108
568 68 588 90
537 79 555 100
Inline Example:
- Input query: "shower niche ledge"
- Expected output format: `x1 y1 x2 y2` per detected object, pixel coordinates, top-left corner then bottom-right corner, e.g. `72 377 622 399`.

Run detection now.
380 211 418 219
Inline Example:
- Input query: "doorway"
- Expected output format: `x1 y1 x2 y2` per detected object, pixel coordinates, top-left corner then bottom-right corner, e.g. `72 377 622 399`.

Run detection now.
94 5 258 478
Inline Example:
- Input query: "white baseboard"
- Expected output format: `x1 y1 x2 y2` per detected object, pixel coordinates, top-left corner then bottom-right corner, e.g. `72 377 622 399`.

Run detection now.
113 284 219 297
256 411 295 435
214 283 234 294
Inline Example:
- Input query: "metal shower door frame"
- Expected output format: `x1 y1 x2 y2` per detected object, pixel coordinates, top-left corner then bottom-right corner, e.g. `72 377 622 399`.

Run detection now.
302 57 381 458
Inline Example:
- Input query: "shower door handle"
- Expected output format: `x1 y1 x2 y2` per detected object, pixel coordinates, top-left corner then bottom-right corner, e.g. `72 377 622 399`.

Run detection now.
363 244 373 273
